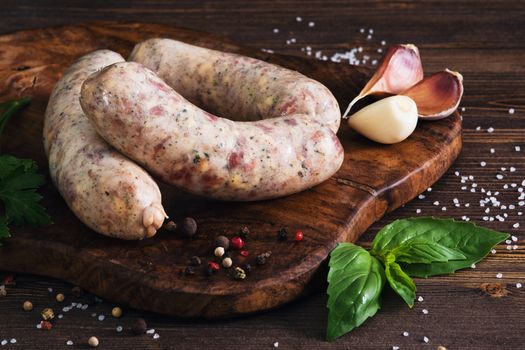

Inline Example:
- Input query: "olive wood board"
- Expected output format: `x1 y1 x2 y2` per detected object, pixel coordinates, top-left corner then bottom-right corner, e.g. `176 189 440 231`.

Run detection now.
0 22 462 318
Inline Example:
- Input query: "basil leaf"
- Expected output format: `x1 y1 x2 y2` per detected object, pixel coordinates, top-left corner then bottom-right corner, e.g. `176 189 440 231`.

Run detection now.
371 217 508 278
384 256 416 307
326 243 385 341
395 241 466 264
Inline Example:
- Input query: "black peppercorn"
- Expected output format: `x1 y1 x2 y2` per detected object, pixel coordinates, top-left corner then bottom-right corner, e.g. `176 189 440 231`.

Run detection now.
214 235 230 249
131 318 147 335
256 255 267 265
239 226 250 239
163 220 177 231
242 263 252 273
184 266 195 276
278 227 288 240
180 217 197 238
189 256 202 266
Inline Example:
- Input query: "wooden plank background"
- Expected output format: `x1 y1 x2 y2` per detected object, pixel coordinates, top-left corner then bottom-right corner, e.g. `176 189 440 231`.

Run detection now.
0 1 524 349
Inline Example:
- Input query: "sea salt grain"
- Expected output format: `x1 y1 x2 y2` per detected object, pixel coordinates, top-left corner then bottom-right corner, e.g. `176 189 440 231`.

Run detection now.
422 309 429 314
517 282 523 288
9 340 16 344
66 340 73 346
273 342 279 348
146 329 156 335
98 315 105 321
392 347 400 350
510 167 517 172
0 340 6 346
273 28 279 33
403 331 409 337
490 148 495 153
417 296 424 302
423 336 429 343
416 209 421 214
513 223 520 228
512 235 518 242
433 201 440 205
509 108 515 114
116 326 123 332
516 146 521 152
308 21 315 27
481 161 486 167
296 16 302 22
496 174 504 180
153 333 160 340
496 273 503 279
487 127 494 133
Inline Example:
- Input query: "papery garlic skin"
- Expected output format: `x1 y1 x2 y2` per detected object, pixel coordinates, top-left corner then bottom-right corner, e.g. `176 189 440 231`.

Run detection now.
348 95 418 144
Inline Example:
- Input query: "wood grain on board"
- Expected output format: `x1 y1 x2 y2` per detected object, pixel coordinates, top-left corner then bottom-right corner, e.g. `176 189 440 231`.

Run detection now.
0 22 461 318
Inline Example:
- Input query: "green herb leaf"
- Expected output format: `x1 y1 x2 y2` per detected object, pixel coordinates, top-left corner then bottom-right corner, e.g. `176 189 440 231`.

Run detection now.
326 243 385 341
371 217 509 278
0 97 31 147
0 156 51 230
384 255 416 307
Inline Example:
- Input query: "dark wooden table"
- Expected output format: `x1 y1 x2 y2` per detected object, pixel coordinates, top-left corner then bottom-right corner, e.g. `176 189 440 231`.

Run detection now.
1 1 524 349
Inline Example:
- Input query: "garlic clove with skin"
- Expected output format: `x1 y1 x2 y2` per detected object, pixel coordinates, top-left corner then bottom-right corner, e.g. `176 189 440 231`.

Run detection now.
348 95 418 144
401 69 464 120
343 44 423 118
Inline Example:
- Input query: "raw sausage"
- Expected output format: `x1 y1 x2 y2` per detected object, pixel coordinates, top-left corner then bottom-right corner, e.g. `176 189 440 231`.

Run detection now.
80 46 343 201
43 50 166 239
129 39 341 133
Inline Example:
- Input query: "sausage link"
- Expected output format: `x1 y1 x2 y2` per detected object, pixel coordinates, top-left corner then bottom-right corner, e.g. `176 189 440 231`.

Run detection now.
43 50 166 239
80 61 344 201
129 39 341 132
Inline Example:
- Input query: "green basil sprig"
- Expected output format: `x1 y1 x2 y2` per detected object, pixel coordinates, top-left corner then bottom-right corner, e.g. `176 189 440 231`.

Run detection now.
326 217 509 341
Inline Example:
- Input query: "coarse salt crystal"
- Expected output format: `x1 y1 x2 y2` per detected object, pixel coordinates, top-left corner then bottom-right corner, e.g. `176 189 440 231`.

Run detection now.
274 342 279 348
513 223 520 228
433 201 439 205
153 333 160 340
146 329 155 335
48 287 53 293
360 28 365 33
366 34 372 40
422 309 429 314
392 347 400 350
296 16 302 22
496 174 504 180
506 239 512 244
98 315 105 321
511 167 517 172
66 340 73 346
487 127 494 133
116 325 123 332
423 336 429 343
509 108 515 114
0 340 7 346
480 161 486 167
516 146 521 152
9 340 15 344
513 245 518 250
476 126 481 131
496 273 503 278
491 249 497 254
512 235 518 242
418 194 426 199
517 282 523 288
490 148 495 153
273 28 279 33
417 296 424 302
471 263 476 268
58 314 63 319
416 209 421 214
308 21 315 27
403 331 409 337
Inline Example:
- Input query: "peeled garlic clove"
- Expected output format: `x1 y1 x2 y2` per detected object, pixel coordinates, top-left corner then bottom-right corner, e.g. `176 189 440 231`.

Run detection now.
402 69 463 120
343 44 423 118
348 95 418 144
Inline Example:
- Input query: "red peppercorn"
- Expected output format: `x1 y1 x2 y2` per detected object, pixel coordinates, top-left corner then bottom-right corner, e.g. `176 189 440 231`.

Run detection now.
40 321 53 330
231 236 244 249
208 261 220 271
295 231 304 241
240 250 249 257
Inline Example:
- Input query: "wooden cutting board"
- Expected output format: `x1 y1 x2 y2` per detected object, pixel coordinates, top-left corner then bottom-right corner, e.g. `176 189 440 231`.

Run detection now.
0 22 461 318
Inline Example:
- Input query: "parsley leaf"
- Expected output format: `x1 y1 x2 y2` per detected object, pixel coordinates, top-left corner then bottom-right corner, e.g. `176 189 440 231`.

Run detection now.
0 98 51 244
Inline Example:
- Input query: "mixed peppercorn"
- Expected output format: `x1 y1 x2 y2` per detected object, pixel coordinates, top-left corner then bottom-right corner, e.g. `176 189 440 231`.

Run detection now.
176 217 305 280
